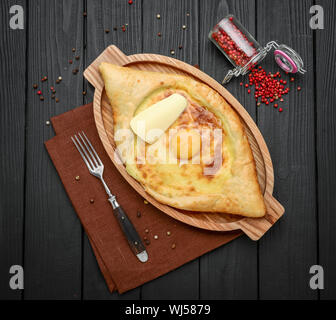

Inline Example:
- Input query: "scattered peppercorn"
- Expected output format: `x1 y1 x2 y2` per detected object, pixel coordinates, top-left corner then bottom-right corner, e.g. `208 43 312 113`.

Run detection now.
166 231 171 236
72 48 76 52
137 211 141 218
143 236 148 241
157 32 161 37
40 96 44 101
46 120 50 125
55 98 59 103
170 50 175 55
297 86 301 91
145 228 149 233
75 176 80 181
82 91 86 95
83 12 87 17
72 69 78 75
33 84 38 89
178 45 183 49
154 235 158 240
144 200 148 204
182 25 186 30
156 14 161 19
90 199 94 204
51 94 55 99
240 66 294 113
145 240 150 245
105 29 110 34
75 55 80 60
113 27 117 31
171 244 176 249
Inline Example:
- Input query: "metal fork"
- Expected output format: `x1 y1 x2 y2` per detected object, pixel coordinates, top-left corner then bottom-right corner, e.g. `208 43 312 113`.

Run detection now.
71 131 148 263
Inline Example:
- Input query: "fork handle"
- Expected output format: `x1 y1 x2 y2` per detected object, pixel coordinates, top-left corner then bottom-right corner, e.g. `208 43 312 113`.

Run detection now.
108 198 148 263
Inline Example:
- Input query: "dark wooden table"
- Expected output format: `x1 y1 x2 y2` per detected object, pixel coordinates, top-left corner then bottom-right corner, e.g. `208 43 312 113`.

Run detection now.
1 0 335 300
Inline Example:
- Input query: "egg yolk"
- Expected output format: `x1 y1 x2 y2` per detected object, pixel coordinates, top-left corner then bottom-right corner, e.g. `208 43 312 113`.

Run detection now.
171 128 201 160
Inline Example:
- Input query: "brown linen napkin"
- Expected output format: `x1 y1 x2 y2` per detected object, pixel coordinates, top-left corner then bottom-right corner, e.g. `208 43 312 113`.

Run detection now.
45 103 242 294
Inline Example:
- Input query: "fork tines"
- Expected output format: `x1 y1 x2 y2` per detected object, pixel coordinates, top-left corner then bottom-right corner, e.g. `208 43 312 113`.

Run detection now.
71 132 103 172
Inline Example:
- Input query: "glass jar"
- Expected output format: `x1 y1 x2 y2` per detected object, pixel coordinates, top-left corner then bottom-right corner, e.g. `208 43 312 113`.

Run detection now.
209 15 306 84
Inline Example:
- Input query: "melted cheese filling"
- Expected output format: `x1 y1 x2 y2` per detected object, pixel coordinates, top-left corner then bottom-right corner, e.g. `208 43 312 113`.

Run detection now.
125 88 236 196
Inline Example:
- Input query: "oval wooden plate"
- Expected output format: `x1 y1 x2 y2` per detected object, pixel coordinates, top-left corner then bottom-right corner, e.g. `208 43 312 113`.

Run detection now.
84 45 284 240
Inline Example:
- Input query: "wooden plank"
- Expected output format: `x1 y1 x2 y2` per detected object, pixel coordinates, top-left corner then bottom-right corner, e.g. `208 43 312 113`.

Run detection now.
141 0 199 65
0 0 26 300
199 0 258 299
315 0 336 299
257 0 317 299
83 0 142 299
140 0 200 300
24 0 84 299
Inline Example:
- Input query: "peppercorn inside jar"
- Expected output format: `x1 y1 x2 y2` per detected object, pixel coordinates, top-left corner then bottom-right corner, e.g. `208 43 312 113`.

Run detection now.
209 15 267 82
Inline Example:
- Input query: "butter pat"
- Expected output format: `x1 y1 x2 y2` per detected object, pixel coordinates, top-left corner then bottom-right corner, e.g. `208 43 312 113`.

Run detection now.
130 93 187 144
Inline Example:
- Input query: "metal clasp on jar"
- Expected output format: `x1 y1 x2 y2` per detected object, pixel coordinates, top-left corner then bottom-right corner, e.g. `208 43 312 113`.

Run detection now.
222 41 306 84
273 43 306 74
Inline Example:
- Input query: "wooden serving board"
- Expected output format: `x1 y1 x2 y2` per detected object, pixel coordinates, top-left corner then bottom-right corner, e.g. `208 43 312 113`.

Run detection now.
84 45 284 240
